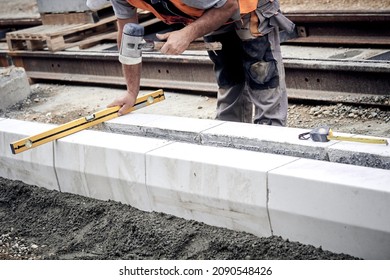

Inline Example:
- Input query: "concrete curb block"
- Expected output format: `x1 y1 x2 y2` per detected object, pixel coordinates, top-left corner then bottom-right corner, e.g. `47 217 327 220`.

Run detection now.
53 129 171 212
145 142 299 238
268 159 390 260
327 138 390 170
106 114 390 170
1 118 390 259
0 67 31 111
0 119 59 190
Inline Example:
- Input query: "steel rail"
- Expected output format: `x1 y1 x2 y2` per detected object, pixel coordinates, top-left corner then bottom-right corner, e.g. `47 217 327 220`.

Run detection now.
284 12 390 47
1 48 389 108
1 11 390 107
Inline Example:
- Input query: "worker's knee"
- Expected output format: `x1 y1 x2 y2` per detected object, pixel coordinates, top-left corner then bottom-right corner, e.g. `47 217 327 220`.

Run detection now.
247 59 278 88
242 35 280 90
245 58 279 90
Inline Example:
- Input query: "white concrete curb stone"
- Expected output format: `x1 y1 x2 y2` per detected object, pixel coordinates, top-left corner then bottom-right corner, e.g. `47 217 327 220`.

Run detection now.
106 113 390 170
268 159 390 260
0 67 31 111
0 119 59 190
146 142 298 237
1 117 390 259
54 129 171 212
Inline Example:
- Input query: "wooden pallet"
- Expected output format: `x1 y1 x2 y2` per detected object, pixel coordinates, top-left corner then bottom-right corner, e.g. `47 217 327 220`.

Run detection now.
40 6 115 25
6 15 117 52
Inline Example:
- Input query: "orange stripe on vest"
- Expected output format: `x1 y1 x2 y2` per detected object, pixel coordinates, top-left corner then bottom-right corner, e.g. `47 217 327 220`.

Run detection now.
126 0 259 24
239 1 258 14
126 0 204 24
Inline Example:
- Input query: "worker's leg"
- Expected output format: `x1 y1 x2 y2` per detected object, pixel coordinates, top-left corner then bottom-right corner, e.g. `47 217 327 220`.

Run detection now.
241 27 288 126
235 1 290 126
204 30 253 123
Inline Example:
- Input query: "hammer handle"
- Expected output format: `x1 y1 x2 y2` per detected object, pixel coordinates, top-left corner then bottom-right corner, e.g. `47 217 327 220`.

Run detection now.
152 41 222 51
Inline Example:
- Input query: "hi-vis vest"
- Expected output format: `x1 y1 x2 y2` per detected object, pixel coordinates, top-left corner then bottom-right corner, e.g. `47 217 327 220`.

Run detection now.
126 0 258 25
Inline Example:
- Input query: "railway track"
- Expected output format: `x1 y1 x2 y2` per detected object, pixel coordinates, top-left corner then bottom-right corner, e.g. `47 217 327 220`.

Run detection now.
285 11 390 47
1 11 390 108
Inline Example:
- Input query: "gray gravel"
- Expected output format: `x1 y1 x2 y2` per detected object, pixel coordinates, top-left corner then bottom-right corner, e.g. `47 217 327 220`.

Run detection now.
0 232 43 260
287 102 390 137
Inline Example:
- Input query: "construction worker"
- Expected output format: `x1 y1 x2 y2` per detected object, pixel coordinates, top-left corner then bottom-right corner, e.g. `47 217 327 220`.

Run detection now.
107 0 295 126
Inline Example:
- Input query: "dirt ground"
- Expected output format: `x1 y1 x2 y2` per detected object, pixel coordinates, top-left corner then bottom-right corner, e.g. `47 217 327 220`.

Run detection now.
0 177 359 260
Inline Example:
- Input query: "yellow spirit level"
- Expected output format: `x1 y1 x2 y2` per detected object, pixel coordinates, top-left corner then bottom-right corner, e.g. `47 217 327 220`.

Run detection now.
10 89 165 154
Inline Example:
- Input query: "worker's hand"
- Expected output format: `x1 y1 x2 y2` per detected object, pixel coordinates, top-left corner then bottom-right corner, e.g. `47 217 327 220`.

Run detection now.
156 31 192 55
107 93 137 116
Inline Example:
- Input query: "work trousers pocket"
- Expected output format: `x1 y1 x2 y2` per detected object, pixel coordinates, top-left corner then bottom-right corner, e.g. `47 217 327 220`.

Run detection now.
235 0 281 40
256 0 295 34
255 0 280 34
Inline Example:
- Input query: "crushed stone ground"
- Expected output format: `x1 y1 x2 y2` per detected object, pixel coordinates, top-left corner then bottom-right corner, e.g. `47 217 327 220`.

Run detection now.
2 83 390 137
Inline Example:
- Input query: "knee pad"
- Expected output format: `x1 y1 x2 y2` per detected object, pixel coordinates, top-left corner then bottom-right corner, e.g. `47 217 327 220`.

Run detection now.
249 60 277 84
247 60 279 89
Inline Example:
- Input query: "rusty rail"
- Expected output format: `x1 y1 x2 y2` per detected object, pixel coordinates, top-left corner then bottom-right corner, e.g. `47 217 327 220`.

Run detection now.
1 11 390 108
285 12 390 47
2 47 389 108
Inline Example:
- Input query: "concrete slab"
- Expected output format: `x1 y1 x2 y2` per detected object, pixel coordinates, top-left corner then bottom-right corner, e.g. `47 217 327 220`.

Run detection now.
107 114 332 160
36 0 91 13
54 129 171 212
268 158 390 260
106 113 225 143
0 67 30 111
146 141 299 237
107 114 390 170
328 135 390 169
0 119 59 191
201 121 332 160
281 45 390 61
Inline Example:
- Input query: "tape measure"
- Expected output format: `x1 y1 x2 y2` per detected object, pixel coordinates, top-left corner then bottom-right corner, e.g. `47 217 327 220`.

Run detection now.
298 126 388 145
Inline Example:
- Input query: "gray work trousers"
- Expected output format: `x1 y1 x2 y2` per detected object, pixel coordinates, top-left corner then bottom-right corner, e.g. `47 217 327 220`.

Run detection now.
204 3 290 126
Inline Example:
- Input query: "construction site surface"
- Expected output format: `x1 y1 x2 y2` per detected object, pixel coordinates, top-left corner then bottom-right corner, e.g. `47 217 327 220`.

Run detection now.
1 0 390 267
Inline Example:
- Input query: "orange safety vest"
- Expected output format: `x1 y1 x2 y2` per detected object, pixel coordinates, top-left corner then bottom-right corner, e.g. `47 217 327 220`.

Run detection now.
126 0 258 24
239 1 258 14
126 0 203 24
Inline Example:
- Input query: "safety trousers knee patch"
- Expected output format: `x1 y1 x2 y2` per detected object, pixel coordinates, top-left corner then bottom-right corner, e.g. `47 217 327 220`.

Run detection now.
248 60 278 88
